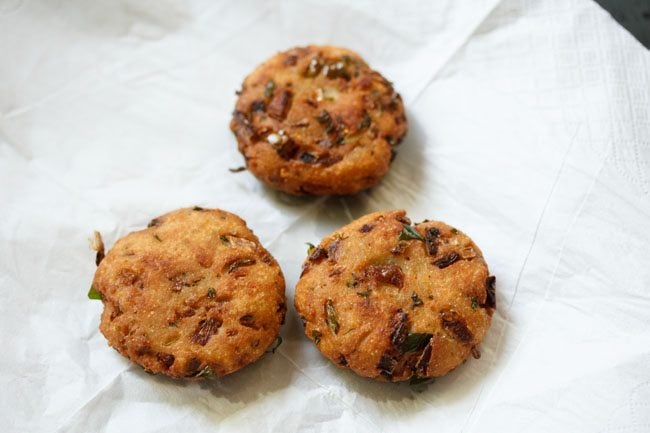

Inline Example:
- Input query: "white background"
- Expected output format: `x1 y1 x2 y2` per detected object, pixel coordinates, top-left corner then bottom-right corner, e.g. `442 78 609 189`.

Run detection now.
1 0 650 432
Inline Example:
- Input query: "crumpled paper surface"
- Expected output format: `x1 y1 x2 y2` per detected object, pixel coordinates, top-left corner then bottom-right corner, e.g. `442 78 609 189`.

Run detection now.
1 0 650 432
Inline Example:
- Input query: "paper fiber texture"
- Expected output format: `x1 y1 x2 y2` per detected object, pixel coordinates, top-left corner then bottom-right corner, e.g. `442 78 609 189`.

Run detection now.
1 0 649 432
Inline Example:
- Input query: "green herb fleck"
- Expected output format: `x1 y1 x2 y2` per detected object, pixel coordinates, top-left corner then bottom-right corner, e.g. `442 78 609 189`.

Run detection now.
409 376 433 386
451 228 459 234
325 300 340 334
228 166 246 173
306 242 316 255
192 206 205 211
87 284 102 300
207 288 216 299
411 292 423 308
219 235 230 245
315 110 334 133
153 234 162 242
311 330 322 345
356 290 371 298
266 336 283 353
194 366 214 378
264 79 276 98
357 113 371 130
399 225 425 241
400 333 432 353
471 296 479 310
227 258 256 273
346 274 358 288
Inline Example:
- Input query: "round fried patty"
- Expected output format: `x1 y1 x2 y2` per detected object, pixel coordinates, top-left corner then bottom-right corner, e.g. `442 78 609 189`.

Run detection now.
230 45 407 196
92 207 286 379
294 210 495 382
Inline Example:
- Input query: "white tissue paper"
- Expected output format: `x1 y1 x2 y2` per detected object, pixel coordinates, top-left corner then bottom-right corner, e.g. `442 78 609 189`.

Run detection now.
1 0 650 431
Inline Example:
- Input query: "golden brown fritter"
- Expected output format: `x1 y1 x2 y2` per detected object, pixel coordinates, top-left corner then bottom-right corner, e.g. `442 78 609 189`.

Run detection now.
294 210 495 382
92 207 286 379
230 45 407 196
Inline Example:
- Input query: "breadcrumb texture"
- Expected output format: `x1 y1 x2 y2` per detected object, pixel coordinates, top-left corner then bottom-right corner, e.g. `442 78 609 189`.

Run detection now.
231 45 407 195
294 210 495 382
93 207 286 379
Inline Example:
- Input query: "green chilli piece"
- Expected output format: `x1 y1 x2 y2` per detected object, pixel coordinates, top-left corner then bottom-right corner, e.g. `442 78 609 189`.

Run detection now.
325 300 340 334
399 225 425 241
400 333 432 353
88 284 102 300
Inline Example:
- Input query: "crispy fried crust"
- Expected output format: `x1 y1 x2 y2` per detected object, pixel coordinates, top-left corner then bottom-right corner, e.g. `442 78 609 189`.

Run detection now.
294 210 495 382
230 45 407 195
93 207 286 379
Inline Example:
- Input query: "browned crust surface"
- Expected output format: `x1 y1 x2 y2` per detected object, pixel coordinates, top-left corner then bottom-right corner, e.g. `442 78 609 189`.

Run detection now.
230 45 407 195
294 210 495 382
93 207 286 378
